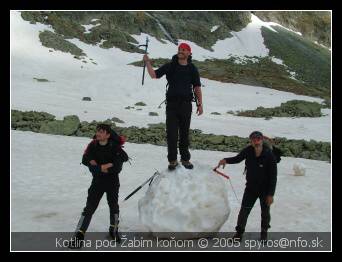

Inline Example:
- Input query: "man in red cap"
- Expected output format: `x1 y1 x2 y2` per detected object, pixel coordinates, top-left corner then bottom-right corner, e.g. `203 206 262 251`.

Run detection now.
143 42 203 170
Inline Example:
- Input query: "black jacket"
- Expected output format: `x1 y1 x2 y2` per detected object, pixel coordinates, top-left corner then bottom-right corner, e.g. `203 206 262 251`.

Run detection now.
155 55 201 101
82 139 125 177
225 145 277 196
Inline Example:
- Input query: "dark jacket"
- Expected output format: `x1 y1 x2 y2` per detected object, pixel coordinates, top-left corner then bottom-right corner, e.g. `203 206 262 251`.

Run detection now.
82 139 126 177
225 145 277 196
155 54 201 101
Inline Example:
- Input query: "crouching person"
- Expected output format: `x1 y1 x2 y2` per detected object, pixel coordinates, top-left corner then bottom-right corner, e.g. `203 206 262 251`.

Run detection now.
69 124 129 249
216 131 277 242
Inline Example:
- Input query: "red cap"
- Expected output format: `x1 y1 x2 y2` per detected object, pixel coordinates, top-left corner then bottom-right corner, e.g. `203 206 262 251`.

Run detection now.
178 43 191 53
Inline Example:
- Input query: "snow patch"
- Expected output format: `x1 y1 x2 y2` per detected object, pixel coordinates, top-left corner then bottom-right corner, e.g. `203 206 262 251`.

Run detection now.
270 57 299 81
253 14 303 36
288 71 299 81
250 14 278 33
293 163 306 176
211 25 220 32
138 164 230 233
314 41 331 51
230 55 260 65
271 57 284 65
82 23 101 34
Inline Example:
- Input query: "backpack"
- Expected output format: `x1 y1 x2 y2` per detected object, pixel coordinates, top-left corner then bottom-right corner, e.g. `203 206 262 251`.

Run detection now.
271 146 282 163
82 128 129 166
162 54 199 106
263 136 282 163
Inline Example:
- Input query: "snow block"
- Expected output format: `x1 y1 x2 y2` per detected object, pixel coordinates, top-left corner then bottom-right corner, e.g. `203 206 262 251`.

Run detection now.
138 164 230 237
293 163 306 176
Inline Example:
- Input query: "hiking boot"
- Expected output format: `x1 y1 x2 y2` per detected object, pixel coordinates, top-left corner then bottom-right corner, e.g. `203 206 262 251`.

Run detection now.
168 161 179 170
230 231 243 242
181 160 194 169
68 230 85 249
109 225 121 243
260 230 268 242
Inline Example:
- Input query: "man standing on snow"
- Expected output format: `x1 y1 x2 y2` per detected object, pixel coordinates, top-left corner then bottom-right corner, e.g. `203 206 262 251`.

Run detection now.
144 42 203 170
216 131 277 241
69 124 128 249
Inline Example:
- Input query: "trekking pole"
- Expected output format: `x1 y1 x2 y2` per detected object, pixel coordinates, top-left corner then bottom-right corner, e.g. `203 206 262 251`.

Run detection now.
213 168 240 203
138 36 149 86
123 170 160 201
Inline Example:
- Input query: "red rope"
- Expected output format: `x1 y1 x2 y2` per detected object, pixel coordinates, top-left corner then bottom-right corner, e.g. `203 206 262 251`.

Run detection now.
213 168 230 180
213 168 240 203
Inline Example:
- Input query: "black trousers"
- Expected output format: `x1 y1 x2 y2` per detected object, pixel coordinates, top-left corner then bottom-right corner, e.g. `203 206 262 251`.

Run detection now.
166 100 192 162
235 188 271 233
77 176 120 233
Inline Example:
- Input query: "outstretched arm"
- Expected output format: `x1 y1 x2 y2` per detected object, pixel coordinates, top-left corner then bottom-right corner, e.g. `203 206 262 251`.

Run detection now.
225 149 247 164
216 149 247 169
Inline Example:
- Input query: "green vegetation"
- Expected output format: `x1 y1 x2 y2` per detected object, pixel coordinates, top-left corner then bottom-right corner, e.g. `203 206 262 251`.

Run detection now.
261 26 331 99
39 30 85 57
111 117 125 123
33 77 50 82
254 11 331 47
11 110 331 162
236 100 324 118
135 102 147 106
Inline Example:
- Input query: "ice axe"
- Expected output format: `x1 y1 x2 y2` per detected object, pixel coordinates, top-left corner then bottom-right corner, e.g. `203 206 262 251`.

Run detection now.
123 170 160 201
138 36 149 86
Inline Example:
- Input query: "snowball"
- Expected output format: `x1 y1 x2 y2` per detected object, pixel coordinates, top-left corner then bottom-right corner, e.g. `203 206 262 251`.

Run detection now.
293 163 306 176
138 164 231 236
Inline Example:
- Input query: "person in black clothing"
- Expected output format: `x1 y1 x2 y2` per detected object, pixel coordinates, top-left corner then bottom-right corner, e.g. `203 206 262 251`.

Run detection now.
69 124 128 249
144 42 203 170
216 131 277 241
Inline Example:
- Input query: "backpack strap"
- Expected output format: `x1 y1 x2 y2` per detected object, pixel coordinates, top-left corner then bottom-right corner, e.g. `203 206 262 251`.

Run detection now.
189 63 199 106
164 55 198 106
164 55 178 102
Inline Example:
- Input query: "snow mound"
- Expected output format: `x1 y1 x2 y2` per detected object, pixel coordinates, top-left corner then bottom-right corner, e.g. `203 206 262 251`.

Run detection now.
293 163 306 176
138 164 230 235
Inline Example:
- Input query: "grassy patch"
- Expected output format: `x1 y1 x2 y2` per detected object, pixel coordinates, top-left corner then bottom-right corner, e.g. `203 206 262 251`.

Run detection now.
11 110 331 162
254 11 331 48
236 100 324 118
21 11 164 53
39 30 85 57
135 102 147 106
261 26 331 97
33 77 50 82
111 117 125 123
